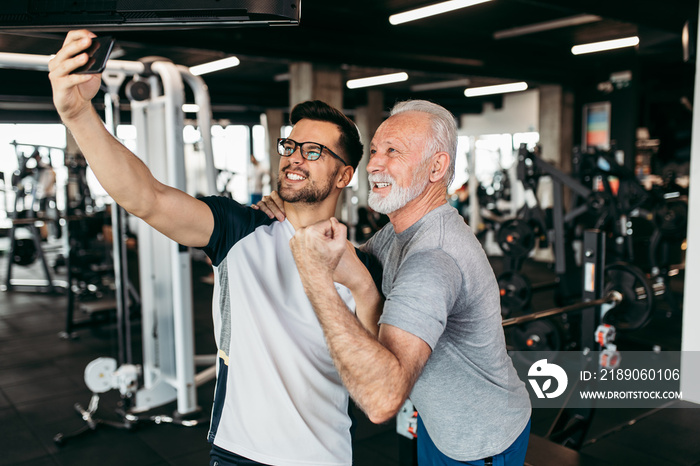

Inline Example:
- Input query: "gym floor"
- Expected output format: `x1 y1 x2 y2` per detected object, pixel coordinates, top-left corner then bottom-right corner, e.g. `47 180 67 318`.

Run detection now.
1 237 699 465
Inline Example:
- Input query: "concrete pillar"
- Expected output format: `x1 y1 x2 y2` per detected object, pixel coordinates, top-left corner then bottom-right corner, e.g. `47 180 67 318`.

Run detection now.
538 84 574 207
539 85 574 168
289 62 314 107
289 61 345 219
311 68 343 110
354 90 385 207
680 6 700 404
289 62 343 109
262 109 284 192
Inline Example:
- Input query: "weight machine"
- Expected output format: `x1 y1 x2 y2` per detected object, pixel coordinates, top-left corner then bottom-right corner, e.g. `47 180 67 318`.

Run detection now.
0 50 219 442
4 142 67 294
496 145 598 317
496 145 659 360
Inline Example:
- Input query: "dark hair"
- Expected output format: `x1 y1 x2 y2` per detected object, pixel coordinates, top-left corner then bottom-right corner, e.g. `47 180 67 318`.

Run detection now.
290 100 363 170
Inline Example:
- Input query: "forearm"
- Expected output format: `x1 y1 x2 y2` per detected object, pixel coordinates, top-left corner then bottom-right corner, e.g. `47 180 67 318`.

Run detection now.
306 279 412 423
63 106 161 217
346 272 383 337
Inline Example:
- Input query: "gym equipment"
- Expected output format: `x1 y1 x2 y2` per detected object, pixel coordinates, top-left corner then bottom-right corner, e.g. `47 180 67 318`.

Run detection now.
4 144 67 294
11 237 37 266
61 211 126 338
502 263 653 361
654 196 688 238
504 230 655 450
0 49 218 443
602 262 654 330
502 261 653 332
496 219 536 259
503 289 623 327
498 271 532 317
512 319 562 353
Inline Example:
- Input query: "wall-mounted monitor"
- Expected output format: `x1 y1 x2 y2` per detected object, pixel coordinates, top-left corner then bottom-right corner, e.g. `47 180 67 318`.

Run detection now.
582 101 611 150
0 0 300 31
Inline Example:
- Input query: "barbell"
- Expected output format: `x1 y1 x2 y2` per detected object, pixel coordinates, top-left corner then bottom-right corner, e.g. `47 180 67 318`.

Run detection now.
502 261 654 358
502 289 623 327
501 262 653 331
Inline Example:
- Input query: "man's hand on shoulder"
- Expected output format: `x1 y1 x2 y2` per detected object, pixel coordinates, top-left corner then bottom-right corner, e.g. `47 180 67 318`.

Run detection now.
252 191 286 221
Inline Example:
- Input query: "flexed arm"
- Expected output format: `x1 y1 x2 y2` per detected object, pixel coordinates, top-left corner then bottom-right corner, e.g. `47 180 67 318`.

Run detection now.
48 30 213 247
331 240 384 336
291 218 431 423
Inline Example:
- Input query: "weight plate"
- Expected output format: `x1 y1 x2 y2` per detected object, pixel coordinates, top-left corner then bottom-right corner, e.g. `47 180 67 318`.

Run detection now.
655 200 688 238
498 271 532 317
603 262 654 331
497 219 536 258
513 320 562 353
12 238 37 266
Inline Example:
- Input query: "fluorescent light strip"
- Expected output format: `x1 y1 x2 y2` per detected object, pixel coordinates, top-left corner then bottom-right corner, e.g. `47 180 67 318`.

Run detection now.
494 14 601 40
571 36 639 55
389 0 491 25
182 104 200 113
464 82 528 97
410 78 471 92
347 72 409 89
189 56 240 76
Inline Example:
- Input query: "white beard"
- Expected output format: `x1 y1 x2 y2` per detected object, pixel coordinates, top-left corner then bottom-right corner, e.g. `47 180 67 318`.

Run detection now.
368 171 430 215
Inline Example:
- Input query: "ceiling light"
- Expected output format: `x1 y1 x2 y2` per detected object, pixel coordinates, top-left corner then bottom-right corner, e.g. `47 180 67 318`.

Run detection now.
182 104 200 113
389 0 491 25
346 72 409 89
571 36 639 55
494 14 601 40
189 56 240 76
410 78 471 92
464 82 528 97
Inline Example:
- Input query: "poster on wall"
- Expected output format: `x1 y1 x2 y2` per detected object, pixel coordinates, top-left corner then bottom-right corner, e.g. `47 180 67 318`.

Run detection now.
583 101 611 150
583 101 618 194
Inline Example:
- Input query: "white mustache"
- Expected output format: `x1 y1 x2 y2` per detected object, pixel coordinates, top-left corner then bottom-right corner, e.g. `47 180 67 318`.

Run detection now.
368 173 395 185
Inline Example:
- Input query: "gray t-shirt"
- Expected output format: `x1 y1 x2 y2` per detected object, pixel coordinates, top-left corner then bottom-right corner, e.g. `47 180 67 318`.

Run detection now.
362 203 531 461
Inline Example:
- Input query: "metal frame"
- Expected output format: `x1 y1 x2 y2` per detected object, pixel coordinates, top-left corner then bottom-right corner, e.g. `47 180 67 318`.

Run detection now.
0 51 218 417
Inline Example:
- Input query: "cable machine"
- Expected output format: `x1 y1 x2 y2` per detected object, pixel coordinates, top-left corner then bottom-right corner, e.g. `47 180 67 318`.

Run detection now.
0 50 218 439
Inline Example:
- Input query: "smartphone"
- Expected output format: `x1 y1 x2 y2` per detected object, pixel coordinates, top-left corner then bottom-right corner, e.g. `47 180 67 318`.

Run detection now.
72 36 115 74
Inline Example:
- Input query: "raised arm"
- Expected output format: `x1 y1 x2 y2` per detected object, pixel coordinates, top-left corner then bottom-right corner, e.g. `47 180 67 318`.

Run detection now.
48 30 213 247
291 218 431 423
332 240 384 336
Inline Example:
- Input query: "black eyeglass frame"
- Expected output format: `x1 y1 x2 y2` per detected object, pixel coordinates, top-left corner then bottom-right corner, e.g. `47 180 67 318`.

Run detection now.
277 138 348 166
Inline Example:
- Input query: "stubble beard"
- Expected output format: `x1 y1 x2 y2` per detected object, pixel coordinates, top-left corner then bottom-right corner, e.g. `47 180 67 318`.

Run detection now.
277 166 338 204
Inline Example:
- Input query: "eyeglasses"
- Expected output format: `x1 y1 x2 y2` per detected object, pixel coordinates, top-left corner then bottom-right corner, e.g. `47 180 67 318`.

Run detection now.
277 138 348 166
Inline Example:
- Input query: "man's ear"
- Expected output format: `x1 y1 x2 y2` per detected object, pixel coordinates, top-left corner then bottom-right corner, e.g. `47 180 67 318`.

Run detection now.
336 166 355 188
429 152 450 183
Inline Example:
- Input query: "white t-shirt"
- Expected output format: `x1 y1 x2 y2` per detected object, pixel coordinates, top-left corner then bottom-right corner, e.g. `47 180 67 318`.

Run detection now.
201 196 380 466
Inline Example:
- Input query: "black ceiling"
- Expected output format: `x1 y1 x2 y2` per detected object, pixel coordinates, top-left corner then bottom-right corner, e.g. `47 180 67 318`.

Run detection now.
0 0 697 124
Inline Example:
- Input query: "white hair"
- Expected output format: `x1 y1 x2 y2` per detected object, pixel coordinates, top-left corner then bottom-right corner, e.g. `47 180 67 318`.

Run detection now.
389 100 458 187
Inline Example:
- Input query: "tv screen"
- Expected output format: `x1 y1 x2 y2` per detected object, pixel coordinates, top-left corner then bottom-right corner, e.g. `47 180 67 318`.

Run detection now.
0 0 300 31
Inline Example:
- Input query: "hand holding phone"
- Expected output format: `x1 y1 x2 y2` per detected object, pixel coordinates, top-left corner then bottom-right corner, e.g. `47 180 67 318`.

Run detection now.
72 36 115 74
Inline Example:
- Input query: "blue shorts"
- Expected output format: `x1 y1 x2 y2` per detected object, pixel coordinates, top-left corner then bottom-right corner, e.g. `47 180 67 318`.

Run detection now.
210 444 270 466
416 415 531 466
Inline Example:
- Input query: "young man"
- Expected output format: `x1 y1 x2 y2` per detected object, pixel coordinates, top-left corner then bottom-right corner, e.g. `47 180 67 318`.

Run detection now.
261 100 532 465
48 30 382 466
